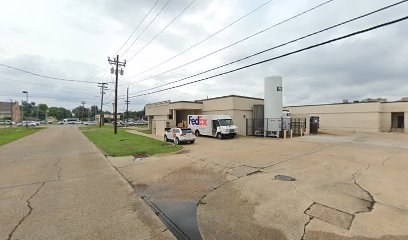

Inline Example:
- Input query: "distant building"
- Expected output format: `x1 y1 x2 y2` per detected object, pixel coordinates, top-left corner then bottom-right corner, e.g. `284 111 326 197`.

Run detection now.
145 95 264 136
95 114 120 123
0 101 21 122
145 95 408 136
47 116 56 123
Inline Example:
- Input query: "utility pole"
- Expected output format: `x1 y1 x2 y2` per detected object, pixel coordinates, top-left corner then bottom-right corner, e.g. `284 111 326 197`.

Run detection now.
22 91 28 125
81 101 86 121
108 55 126 134
125 87 130 126
98 83 108 127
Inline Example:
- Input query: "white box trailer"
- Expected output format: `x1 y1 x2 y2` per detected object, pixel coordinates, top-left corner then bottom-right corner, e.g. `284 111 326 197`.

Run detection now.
188 115 238 139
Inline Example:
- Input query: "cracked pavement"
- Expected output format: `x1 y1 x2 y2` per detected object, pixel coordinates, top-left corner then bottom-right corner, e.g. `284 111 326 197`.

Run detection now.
111 131 408 240
0 126 175 240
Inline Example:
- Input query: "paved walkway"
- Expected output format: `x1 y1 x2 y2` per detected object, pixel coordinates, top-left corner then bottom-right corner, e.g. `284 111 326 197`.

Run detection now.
0 126 175 240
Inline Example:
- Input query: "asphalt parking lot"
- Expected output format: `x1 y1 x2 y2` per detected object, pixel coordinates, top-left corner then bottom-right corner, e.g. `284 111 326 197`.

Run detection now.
111 131 408 240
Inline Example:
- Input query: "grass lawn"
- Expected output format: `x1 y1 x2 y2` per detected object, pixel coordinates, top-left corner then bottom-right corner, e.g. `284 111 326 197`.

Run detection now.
0 127 44 146
80 126 181 157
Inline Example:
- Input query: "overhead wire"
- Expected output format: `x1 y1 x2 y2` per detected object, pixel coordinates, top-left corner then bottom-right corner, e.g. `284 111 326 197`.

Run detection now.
127 0 197 62
127 0 335 85
0 77 98 91
115 0 161 56
121 0 174 57
0 63 100 84
129 0 408 95
128 15 408 98
125 0 275 78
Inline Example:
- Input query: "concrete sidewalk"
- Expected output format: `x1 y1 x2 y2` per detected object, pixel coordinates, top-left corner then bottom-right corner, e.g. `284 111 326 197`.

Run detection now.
112 132 408 240
0 126 175 240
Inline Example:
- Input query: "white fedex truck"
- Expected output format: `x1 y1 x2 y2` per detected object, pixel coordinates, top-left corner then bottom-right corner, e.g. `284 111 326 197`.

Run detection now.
188 115 238 139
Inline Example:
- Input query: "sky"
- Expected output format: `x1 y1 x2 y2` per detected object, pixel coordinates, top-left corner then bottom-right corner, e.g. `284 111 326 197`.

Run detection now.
1 0 407 112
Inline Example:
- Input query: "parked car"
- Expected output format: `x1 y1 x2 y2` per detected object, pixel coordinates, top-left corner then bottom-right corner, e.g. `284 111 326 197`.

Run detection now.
126 121 136 126
83 121 96 126
0 120 15 125
164 127 195 145
16 121 37 127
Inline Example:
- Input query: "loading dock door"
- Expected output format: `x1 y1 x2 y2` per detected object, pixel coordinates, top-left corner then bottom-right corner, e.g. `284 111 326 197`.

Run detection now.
391 112 404 131
398 116 404 128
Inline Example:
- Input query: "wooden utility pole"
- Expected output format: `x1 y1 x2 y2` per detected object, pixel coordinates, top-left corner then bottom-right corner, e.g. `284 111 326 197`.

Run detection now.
125 87 130 125
98 82 108 127
108 55 126 134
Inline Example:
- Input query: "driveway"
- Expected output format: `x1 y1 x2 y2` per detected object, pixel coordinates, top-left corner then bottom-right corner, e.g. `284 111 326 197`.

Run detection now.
112 132 408 240
0 126 175 240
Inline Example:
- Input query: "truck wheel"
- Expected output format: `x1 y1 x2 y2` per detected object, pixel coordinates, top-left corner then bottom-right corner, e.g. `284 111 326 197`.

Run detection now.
174 137 179 145
164 135 168 142
216 133 223 140
230 134 235 139
195 130 200 137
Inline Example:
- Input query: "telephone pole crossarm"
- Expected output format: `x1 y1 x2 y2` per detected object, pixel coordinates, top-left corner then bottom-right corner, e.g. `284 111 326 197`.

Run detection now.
107 55 126 134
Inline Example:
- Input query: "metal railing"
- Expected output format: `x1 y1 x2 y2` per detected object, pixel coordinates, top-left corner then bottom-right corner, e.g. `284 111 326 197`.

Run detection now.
246 117 306 137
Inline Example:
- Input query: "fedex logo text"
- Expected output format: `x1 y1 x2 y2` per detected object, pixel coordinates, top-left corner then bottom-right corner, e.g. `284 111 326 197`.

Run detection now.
189 116 208 126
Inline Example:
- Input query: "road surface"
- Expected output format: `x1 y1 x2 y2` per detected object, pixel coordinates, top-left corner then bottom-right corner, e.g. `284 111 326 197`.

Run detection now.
0 126 175 240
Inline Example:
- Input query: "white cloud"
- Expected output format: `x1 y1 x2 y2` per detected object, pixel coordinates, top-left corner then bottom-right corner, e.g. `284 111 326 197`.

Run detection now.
1 0 408 112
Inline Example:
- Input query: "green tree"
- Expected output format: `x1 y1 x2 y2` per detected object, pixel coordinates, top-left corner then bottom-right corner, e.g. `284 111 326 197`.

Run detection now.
72 106 90 120
48 107 73 120
38 104 48 120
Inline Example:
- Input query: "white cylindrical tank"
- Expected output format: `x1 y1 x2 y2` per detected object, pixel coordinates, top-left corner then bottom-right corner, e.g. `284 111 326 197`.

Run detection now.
264 76 283 137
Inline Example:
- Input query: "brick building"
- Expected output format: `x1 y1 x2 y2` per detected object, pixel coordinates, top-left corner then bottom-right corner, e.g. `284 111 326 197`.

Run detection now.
0 101 22 122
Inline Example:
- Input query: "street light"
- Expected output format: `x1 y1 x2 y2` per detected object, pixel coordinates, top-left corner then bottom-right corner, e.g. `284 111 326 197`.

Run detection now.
22 91 28 103
21 91 28 123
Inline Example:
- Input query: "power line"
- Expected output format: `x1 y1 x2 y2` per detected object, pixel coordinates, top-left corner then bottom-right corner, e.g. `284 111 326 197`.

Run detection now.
129 0 408 95
0 63 99 84
121 0 173 57
0 76 94 91
115 0 160 56
127 0 197 62
125 0 275 77
129 15 408 98
128 0 335 85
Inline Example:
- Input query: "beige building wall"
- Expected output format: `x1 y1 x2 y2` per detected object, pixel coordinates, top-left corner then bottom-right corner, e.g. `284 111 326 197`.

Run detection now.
286 101 408 134
146 101 203 135
285 102 382 133
380 102 408 133
202 96 264 136
146 96 264 136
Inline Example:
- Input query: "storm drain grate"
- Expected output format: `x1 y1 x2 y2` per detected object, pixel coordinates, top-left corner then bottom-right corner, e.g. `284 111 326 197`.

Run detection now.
274 175 296 181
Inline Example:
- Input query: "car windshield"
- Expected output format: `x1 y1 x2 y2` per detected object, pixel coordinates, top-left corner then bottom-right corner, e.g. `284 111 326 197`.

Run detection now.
218 119 233 126
182 129 192 134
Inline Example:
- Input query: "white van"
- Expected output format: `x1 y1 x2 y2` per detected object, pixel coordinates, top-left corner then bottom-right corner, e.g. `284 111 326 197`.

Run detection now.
63 118 80 124
188 115 238 139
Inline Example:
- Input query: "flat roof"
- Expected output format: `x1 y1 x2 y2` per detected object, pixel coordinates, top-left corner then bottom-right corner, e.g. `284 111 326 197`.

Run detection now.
195 94 264 102
146 95 407 108
285 100 408 108
170 101 202 105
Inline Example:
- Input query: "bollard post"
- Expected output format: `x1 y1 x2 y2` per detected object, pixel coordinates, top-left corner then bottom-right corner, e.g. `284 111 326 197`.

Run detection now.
283 130 287 140
290 129 293 138
300 128 303 137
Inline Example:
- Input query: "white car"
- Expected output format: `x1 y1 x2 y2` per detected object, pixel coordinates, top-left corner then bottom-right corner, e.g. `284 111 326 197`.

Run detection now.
83 121 96 126
17 121 36 127
164 128 195 145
